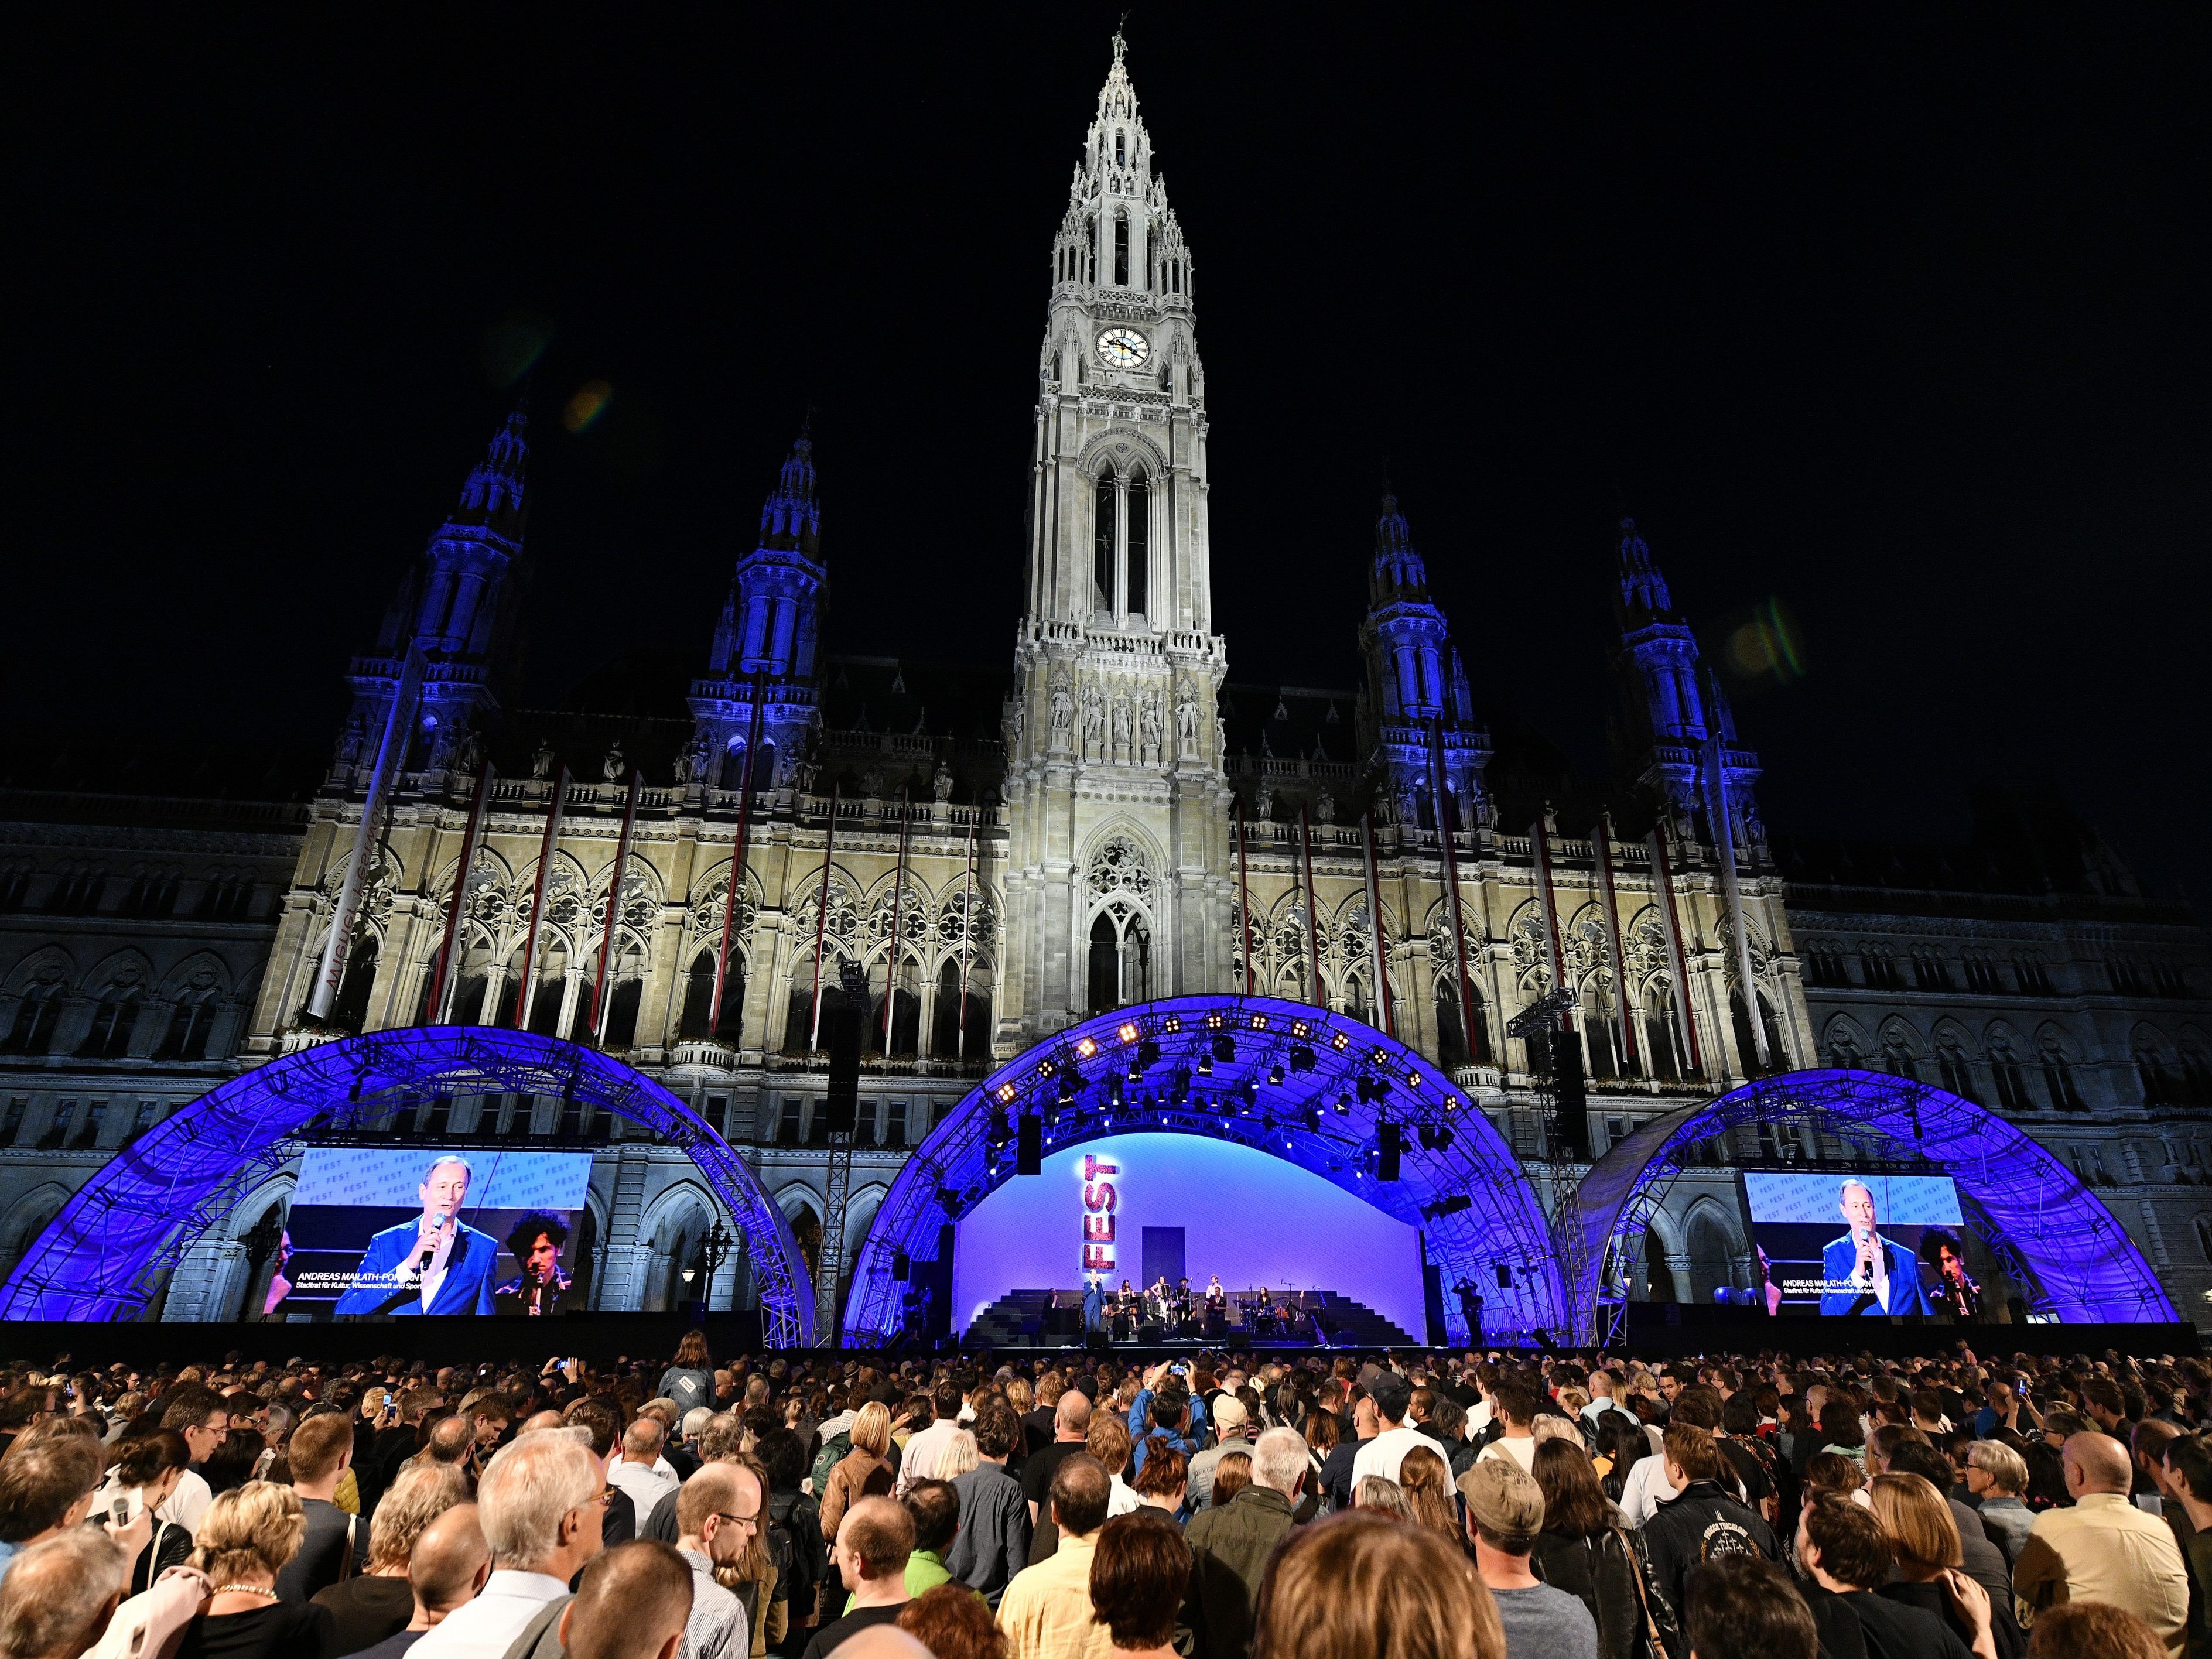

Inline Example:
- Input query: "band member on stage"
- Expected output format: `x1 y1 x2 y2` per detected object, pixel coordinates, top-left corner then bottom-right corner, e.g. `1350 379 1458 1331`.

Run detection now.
1818 1179 1933 1316
1083 1275 1106 1333
1204 1274 1228 1313
1150 1275 1172 1321
494 1212 574 1316
333 1155 500 1316
1923 1227 1983 1323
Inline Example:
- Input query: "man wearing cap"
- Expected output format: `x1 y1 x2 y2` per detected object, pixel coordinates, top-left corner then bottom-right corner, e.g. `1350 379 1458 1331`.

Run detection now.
1185 1394 1253 1515
1461 1458 1598 1659
1348 1371 1428 1489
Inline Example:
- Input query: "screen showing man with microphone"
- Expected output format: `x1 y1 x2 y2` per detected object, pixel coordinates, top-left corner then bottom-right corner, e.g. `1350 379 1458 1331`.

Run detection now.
333 1155 500 1315
275 1146 593 1318
1741 1171 1961 1316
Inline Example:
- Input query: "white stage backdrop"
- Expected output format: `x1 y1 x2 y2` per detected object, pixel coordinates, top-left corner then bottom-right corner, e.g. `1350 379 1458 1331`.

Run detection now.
951 1132 1427 1338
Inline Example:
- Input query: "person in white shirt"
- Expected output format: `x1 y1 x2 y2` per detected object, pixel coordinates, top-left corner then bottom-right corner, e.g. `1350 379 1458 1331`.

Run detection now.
607 1418 680 1516
1349 1373 1428 1488
671 1463 754 1659
894 1381 968 1500
412 1427 606 1658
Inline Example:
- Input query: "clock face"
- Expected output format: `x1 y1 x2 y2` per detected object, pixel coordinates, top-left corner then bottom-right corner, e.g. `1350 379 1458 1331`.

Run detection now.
1096 327 1150 369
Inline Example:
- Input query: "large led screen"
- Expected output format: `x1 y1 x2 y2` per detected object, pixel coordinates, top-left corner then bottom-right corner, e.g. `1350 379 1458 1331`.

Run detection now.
275 1147 593 1318
1743 1170 1964 1316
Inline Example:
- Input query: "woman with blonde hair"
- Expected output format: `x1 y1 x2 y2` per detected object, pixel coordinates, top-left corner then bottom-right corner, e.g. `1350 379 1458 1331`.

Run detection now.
938 1427 980 1484
175 1482 336 1657
818 1400 895 1542
1396 1446 1461 1547
1864 1471 2005 1659
1351 1474 1410 1517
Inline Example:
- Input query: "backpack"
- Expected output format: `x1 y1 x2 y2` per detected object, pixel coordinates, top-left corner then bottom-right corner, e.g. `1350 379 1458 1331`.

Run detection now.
808 1429 852 1499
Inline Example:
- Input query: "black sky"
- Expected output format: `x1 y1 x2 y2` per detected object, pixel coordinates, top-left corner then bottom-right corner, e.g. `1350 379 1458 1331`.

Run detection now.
11 10 2208 895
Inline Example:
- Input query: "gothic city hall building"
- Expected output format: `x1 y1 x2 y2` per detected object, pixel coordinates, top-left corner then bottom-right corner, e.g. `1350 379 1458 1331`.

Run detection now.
2 40 2208 1332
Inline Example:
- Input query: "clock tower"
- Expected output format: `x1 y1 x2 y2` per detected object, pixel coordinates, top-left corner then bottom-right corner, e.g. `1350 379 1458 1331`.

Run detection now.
1000 32 1233 1044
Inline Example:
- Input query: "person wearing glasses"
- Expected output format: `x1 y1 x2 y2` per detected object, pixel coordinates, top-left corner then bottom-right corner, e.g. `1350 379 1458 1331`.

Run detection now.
672 1463 758 1659
154 1384 233 1532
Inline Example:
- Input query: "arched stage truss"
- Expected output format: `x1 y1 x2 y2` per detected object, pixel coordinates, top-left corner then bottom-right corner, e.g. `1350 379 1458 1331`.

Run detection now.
1567 1068 2176 1345
0 1028 818 1345
842 995 1564 1346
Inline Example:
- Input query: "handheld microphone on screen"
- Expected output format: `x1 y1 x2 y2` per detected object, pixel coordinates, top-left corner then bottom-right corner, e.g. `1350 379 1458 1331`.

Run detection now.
418 1216 453 1274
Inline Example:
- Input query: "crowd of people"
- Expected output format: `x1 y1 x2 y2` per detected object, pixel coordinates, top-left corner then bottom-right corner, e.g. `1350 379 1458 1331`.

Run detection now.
0 1333 2203 1659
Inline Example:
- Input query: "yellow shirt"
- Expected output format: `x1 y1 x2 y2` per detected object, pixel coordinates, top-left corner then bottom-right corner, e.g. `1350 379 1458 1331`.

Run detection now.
997 1531 1112 1659
2013 1492 2189 1656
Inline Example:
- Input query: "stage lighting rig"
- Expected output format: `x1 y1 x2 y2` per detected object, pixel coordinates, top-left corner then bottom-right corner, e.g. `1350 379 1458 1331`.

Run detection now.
1303 1104 1321 1132
1266 1062 1286 1087
1239 1080 1259 1110
1421 1194 1472 1220
1212 1032 1236 1063
1196 1052 1213 1078
1288 1044 1316 1073
1333 1094 1352 1114
1139 1038 1161 1068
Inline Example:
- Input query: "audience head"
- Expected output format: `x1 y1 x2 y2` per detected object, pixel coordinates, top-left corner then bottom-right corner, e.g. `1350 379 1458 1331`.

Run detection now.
409 1500 491 1619
1663 1421 1722 1488
1253 1509 1502 1659
190 1481 305 1586
0 1529 127 1659
851 1401 894 1460
902 1478 960 1559
478 1427 604 1574
677 1461 764 1568
1866 1472 1962 1577
898 1581 1006 1659
367 1460 470 1572
1683 1555 1819 1659
1367 1373 1413 1427
1351 1473 1409 1516
623 1417 665 1464
1090 1511 1192 1651
2065 1429 2134 1497
1211 1451 1253 1506
835 1494 916 1589
972 1404 1020 1462
288 1408 354 1485
559 1539 695 1659
1965 1439 2027 1499
1460 1456 1544 1559
1055 1389 1093 1438
1086 1414 1133 1478
2023 1600 2166 1659
1049 1453 1112 1541
0 1435 101 1547
1798 1493 1890 1592
1531 1435 1611 1538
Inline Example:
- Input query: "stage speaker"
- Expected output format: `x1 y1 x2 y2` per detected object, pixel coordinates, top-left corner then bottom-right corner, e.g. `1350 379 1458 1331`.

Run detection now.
1551 1035 1589 1161
1017 1114 1042 1175
891 1251 910 1282
1379 1123 1402 1182
1086 1330 1110 1356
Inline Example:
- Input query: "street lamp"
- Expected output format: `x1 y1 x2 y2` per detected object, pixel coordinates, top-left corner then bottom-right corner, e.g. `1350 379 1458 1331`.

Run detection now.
696 1220 734 1313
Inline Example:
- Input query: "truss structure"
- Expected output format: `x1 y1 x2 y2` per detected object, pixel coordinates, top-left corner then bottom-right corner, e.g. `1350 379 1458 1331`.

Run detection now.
0 1027 818 1346
1564 1067 2176 1345
841 994 1565 1346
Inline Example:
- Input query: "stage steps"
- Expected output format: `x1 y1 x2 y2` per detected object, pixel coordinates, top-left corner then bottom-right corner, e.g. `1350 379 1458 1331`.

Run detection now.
964 1289 1417 1349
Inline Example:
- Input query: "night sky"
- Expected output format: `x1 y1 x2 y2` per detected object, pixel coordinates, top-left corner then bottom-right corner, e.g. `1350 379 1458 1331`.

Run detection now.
12 12 2207 896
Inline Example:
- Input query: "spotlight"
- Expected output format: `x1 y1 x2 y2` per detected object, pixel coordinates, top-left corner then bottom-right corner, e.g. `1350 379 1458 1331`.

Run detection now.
1420 1194 1472 1220
1434 1125 1453 1152
993 1083 1018 1105
1239 1081 1258 1109
1288 1044 1316 1073
1330 1031 1351 1052
1074 1036 1098 1058
1196 1053 1213 1078
1161 1014 1182 1033
1417 1124 1437 1151
1266 1063 1286 1087
1204 1011 1226 1030
1333 1094 1352 1114
1247 1011 1270 1029
1127 1060 1141 1082
1138 1039 1161 1068
1212 1032 1235 1063
1303 1105 1321 1132
1117 1021 1140 1044
1290 1018 1312 1038
1057 1069 1076 1104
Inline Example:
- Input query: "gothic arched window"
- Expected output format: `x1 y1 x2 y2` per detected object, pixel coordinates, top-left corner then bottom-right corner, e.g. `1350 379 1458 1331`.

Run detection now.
1093 475 1116 612
1113 214 1130 286
1125 470 1149 616
1115 128 1126 167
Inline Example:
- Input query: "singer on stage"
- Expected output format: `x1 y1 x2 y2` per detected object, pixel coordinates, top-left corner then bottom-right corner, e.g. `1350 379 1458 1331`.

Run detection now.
1818 1178 1933 1316
1923 1227 1984 1323
332 1154 500 1316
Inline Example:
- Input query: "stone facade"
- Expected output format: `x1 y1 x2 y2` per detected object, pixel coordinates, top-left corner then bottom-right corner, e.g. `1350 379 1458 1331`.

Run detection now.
0 36 2205 1329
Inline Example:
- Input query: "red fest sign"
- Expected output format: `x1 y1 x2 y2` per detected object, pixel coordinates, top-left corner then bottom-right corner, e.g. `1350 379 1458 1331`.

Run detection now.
1082 1153 1119 1277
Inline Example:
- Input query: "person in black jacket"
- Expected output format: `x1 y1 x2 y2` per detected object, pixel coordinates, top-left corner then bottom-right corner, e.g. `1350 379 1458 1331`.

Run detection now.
1641 1424 1781 1626
757 1427 829 1655
1797 1493 1988 1659
1527 1438 1670 1659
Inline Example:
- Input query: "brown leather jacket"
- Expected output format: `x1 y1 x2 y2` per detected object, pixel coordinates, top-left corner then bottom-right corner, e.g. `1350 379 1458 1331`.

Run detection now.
818 1447 893 1542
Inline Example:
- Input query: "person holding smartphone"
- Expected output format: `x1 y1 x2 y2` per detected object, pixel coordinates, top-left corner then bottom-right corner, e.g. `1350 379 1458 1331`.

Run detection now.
91 1429 193 1593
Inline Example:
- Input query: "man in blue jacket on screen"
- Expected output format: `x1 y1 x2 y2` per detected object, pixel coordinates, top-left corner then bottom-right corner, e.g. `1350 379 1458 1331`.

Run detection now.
333 1154 500 1316
1818 1178 1933 1316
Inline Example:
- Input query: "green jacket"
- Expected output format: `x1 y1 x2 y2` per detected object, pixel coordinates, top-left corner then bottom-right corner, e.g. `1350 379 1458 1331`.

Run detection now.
1184 1484 1297 1659
843 1549 959 1615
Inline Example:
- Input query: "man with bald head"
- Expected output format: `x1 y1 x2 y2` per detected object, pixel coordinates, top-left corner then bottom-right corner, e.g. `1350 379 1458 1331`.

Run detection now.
354 1502 491 1658
1020 1388 1093 1563
559 1540 696 1659
2013 1430 2188 1654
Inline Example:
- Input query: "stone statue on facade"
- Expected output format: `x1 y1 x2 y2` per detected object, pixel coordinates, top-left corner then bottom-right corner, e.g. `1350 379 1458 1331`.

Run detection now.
932 759 955 802
1313 791 1336 824
1175 687 1199 750
1082 683 1105 745
602 741 625 782
532 740 554 780
1141 689 1162 748
1111 692 1131 748
1254 778 1275 820
459 730 483 773
1049 678 1073 739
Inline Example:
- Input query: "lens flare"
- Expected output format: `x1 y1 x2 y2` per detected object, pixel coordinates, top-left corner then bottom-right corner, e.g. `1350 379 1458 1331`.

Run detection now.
563 379 613 433
1721 597 1807 687
480 314 551 387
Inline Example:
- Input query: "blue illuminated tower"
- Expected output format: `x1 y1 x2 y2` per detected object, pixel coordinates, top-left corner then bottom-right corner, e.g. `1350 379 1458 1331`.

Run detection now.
688 425 826 789
1355 492 1491 832
1609 516 1762 852
342 402 530 776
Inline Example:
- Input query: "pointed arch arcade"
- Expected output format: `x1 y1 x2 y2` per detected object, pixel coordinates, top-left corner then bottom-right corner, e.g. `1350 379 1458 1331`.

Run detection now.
1564 1067 2175 1345
0 1027 817 1345
840 994 1564 1346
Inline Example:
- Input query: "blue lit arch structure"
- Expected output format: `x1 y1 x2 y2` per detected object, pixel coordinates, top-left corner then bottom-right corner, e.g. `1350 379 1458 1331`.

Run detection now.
1566 1068 2176 1345
0 1028 816 1345
842 995 1564 1346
